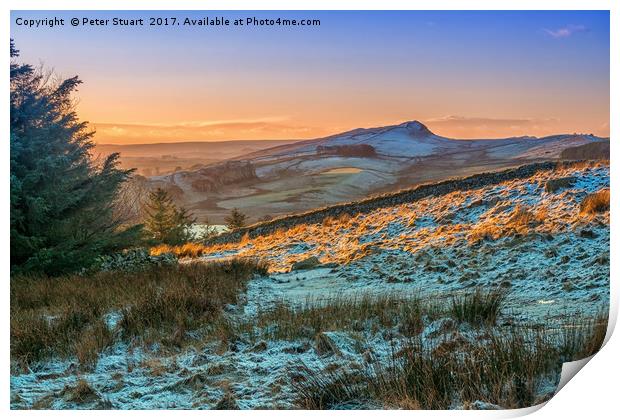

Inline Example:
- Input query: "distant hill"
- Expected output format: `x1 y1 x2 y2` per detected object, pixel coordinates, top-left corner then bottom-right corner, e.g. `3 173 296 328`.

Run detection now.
143 120 608 223
237 120 604 162
560 141 610 160
93 139 297 176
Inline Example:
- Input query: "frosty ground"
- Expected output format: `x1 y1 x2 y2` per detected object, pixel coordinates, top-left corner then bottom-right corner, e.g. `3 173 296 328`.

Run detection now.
204 161 609 325
10 162 610 409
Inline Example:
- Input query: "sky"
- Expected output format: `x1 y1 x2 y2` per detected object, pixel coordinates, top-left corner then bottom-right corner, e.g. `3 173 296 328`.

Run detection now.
10 10 610 143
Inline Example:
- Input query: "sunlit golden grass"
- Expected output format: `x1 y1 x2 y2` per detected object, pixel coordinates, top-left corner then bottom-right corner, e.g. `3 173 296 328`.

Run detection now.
534 207 549 223
150 242 208 258
189 162 608 272
288 223 309 236
337 212 353 224
239 232 251 246
468 203 550 243
322 216 336 228
579 189 610 215
508 206 539 228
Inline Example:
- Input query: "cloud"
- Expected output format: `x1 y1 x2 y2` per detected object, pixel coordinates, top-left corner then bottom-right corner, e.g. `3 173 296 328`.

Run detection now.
424 115 559 138
131 116 289 129
90 118 320 143
544 24 588 39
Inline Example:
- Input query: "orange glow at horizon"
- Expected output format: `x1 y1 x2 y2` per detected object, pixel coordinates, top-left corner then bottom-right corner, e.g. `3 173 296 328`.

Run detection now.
82 80 609 144
12 11 607 144
77 68 609 144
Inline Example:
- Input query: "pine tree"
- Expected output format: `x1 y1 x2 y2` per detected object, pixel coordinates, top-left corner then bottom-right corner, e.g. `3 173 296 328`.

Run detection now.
169 206 197 245
10 40 141 275
143 188 196 245
143 188 175 243
225 208 248 230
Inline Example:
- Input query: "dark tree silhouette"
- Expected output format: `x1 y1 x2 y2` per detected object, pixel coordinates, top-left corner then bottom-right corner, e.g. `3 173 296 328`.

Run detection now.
144 188 196 245
10 40 141 274
225 208 248 230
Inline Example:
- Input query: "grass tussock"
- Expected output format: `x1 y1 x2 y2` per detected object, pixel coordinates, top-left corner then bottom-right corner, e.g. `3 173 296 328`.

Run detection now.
544 177 576 193
11 258 268 368
507 206 542 229
450 288 507 326
64 379 100 404
32 378 110 409
468 204 547 243
579 189 610 215
292 314 607 410
74 320 114 369
559 143 610 160
321 213 354 229
555 159 608 171
292 364 371 409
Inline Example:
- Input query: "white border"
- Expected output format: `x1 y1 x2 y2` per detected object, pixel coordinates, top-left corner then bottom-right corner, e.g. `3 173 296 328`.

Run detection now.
2 1 616 419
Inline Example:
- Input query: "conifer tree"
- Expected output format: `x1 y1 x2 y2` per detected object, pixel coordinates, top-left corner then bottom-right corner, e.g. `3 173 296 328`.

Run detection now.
225 208 248 230
143 188 196 245
10 40 141 275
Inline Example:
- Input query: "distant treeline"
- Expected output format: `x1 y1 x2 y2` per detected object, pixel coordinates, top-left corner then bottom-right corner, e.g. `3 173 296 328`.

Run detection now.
316 144 377 157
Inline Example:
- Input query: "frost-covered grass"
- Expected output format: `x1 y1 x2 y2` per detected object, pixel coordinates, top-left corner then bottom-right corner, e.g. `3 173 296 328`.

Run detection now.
10 256 608 410
199 161 610 272
233 289 509 342
234 294 435 341
292 313 608 410
10 258 268 369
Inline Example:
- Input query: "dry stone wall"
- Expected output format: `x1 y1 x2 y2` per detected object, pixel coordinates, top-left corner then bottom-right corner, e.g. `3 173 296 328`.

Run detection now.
207 161 561 245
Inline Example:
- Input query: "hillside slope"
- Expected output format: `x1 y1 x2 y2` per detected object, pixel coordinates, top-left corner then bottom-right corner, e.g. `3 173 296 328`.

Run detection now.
202 161 609 320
